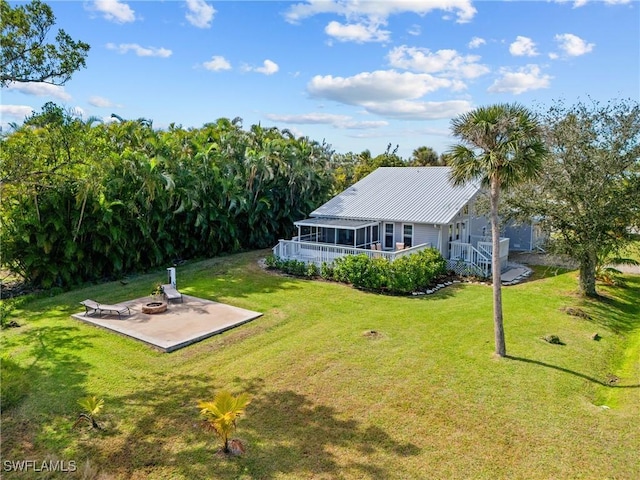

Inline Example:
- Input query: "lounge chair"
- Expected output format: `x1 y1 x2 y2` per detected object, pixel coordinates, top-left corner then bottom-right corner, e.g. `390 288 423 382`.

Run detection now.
161 283 183 303
80 299 131 318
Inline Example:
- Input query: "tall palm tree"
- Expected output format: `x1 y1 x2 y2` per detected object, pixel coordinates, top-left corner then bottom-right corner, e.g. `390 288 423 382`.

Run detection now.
411 146 441 166
447 103 547 357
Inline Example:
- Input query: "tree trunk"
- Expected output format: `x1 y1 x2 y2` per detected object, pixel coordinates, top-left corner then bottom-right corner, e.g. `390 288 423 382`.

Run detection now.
579 251 598 297
490 177 506 357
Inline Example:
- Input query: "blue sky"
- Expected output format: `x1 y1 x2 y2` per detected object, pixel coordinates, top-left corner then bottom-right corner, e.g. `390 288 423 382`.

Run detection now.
2 0 639 158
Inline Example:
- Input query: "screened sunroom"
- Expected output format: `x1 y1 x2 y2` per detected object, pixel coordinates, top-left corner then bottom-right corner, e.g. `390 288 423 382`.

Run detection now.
293 218 381 249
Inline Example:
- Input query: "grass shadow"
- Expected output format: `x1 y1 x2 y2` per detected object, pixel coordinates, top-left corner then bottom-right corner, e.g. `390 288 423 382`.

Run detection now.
238 388 420 479
584 275 640 335
506 355 639 389
78 374 419 479
1 325 97 458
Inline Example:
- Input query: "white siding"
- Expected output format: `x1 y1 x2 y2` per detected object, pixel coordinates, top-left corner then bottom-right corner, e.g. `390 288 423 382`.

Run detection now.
414 224 440 249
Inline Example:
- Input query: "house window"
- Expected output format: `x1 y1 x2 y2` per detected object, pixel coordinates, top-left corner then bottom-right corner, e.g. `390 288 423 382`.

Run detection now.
372 225 379 244
337 229 354 246
300 225 311 240
384 223 394 250
319 227 335 244
403 224 413 248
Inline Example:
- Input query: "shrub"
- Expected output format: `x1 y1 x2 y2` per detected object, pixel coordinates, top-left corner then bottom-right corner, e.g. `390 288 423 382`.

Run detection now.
320 262 333 279
267 256 318 278
270 248 446 294
332 248 446 294
1 300 20 329
264 254 279 269
333 254 371 287
306 262 319 277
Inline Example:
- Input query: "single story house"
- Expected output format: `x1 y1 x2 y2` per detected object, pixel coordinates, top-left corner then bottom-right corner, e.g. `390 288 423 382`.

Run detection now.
272 167 538 277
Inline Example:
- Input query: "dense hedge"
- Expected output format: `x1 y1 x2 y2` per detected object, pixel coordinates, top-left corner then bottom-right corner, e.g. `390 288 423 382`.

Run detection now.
266 248 447 295
1 105 334 288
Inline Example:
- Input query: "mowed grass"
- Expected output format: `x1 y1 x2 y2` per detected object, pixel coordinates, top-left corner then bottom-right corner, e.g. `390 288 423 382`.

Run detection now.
2 250 639 479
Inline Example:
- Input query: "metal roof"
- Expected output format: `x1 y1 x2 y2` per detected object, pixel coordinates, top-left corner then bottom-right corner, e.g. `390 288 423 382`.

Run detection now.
294 218 379 229
311 167 481 225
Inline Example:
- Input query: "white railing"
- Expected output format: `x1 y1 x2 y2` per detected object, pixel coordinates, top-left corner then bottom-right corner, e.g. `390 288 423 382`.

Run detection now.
478 238 510 272
450 241 491 277
272 240 432 266
450 237 510 277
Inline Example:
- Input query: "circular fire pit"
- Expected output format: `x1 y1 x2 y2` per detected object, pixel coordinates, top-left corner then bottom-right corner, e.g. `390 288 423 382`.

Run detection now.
142 301 168 315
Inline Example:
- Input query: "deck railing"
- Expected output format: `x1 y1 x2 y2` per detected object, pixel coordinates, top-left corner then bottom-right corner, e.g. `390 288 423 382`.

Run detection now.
272 239 432 266
449 237 510 277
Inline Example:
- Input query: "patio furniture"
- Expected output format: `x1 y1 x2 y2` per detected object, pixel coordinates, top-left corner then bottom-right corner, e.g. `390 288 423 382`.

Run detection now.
80 299 131 318
161 283 183 303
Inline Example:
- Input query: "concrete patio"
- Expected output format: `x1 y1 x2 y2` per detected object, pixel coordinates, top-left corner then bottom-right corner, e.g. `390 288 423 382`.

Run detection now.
71 295 262 352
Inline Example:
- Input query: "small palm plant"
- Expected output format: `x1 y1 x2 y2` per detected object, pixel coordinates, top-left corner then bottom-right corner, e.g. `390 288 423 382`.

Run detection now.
73 396 104 430
151 283 164 297
198 391 251 454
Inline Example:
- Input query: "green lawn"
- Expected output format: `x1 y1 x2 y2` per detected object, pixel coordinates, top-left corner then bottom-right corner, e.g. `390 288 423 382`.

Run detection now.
2 250 639 479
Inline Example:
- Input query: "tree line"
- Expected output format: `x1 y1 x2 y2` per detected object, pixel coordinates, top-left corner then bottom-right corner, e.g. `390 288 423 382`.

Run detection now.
0 104 336 287
1 98 639 298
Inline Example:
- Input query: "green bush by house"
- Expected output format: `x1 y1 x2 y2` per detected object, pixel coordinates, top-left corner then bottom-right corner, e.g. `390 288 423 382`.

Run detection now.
267 248 447 294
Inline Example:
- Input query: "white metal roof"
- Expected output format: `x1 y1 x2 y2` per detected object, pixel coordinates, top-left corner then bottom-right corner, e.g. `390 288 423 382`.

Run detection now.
311 167 481 225
294 218 379 229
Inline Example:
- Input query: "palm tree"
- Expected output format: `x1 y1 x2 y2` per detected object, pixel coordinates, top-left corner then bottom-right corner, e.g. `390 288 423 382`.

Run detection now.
447 103 547 357
73 396 104 429
410 146 441 166
198 391 251 454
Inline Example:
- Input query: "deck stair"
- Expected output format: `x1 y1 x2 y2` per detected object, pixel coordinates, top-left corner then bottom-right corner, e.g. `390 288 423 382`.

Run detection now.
447 242 491 277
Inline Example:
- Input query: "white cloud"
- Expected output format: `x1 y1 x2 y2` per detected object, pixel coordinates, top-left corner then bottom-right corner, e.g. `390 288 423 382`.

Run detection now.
285 0 475 43
556 0 631 5
468 36 486 49
387 46 489 79
285 0 477 24
551 0 587 7
185 0 216 28
0 104 35 122
91 0 135 23
488 65 552 95
408 24 422 36
308 70 458 105
106 43 172 58
244 59 279 75
554 33 595 57
325 20 390 43
88 96 121 108
203 55 231 71
365 99 473 120
6 81 72 101
509 36 538 57
265 112 388 129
